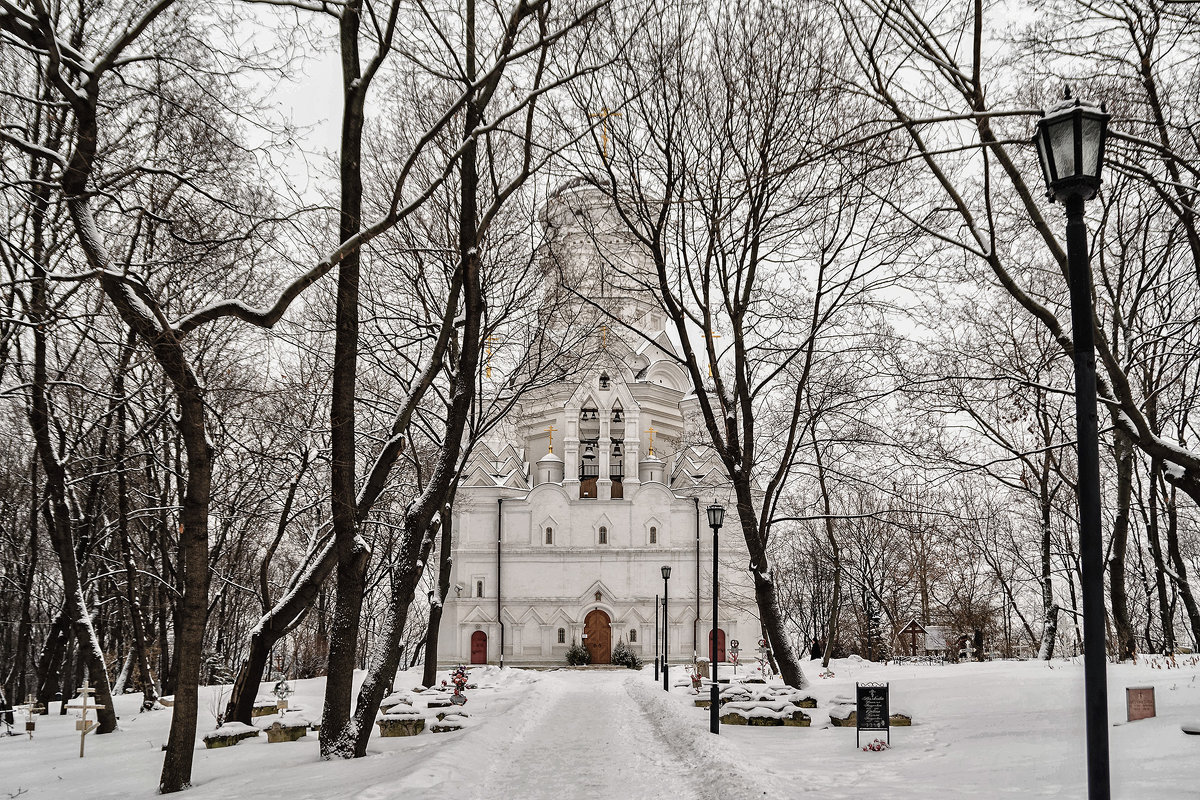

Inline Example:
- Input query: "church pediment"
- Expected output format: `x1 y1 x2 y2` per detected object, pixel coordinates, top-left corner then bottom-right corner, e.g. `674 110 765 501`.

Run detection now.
461 605 493 624
464 465 500 488
578 579 618 606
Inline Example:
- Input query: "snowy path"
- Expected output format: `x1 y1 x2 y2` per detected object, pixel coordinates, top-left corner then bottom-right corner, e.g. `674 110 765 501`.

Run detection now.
478 669 711 800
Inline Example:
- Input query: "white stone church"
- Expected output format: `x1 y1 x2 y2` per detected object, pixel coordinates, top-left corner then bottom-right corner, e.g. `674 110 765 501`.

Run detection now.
437 180 761 667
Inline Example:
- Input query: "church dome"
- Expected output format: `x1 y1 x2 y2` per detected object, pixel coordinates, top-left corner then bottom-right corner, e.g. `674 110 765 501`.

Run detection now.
638 452 664 484
536 450 564 485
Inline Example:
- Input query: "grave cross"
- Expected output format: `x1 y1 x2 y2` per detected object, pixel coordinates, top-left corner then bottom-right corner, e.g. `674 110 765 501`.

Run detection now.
23 694 45 740
67 682 106 758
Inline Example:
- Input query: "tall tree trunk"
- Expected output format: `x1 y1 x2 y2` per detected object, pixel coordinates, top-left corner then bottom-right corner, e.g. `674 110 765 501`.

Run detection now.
115 334 159 709
1163 483 1200 648
422 504 455 687
61 84 213 791
320 0 373 758
1147 462 1175 652
1110 431 1137 660
27 239 118 734
735 483 808 689
227 542 338 724
5 457 39 710
348 517 442 756
35 612 69 712
1037 477 1059 660
812 437 839 670
341 15 491 747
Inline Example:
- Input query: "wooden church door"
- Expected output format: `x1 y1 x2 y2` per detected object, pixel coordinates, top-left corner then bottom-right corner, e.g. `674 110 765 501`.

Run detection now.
584 609 611 664
470 630 488 664
709 627 726 662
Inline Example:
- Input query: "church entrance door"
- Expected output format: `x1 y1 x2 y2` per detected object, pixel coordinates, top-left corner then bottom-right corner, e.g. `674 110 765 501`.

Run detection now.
583 609 611 664
471 630 488 664
709 627 726 662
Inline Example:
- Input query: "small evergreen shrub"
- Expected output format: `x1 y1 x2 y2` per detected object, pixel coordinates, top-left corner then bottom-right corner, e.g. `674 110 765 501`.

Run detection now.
611 637 643 670
566 641 591 666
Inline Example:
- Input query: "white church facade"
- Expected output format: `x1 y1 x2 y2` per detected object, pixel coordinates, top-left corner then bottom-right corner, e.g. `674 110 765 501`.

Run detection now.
437 181 761 667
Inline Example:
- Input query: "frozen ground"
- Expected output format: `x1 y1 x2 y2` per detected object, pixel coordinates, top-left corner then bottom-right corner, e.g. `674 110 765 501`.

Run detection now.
2 656 1199 799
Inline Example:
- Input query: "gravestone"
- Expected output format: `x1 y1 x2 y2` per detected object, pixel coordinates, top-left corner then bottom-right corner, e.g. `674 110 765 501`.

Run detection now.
1126 687 1156 722
856 682 890 748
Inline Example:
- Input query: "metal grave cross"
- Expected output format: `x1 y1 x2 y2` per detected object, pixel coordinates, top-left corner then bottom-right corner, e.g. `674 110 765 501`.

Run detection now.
67 682 106 757
24 694 45 740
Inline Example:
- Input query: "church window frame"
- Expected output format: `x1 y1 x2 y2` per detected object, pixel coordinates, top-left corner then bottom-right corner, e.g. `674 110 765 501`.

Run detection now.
598 525 608 545
649 525 657 545
557 628 566 644
629 628 637 643
545 526 554 545
473 577 485 598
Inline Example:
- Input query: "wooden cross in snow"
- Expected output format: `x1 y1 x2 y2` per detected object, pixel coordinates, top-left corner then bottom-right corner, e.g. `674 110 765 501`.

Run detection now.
23 694 45 740
67 682 106 758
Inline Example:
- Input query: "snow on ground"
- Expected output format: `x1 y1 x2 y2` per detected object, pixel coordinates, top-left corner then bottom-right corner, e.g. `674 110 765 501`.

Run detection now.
2 656 1199 799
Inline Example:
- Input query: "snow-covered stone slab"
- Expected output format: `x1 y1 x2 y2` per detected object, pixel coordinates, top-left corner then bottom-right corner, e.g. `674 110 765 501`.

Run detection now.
251 699 279 718
720 700 811 727
204 722 260 748
265 720 308 743
380 691 413 713
377 710 425 737
1182 723 1200 735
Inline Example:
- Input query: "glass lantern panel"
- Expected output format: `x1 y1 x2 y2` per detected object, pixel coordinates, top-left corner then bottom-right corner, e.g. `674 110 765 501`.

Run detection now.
1048 116 1077 178
1034 132 1053 189
1080 117 1103 178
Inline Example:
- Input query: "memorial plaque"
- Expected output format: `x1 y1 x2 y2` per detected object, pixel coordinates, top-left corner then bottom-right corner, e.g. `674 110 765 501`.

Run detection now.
1126 686 1156 722
856 682 890 747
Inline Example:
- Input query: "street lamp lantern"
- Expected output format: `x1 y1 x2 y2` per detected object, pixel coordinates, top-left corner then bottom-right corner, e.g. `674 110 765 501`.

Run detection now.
1032 90 1111 800
661 565 672 580
706 504 725 735
1032 90 1109 203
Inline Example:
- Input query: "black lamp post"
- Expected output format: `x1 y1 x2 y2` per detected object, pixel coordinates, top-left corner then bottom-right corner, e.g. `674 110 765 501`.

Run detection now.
706 504 724 734
654 592 660 682
1032 89 1110 800
661 566 671 691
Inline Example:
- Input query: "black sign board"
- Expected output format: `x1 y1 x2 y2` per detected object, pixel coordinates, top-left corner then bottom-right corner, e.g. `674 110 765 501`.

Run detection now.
856 682 890 747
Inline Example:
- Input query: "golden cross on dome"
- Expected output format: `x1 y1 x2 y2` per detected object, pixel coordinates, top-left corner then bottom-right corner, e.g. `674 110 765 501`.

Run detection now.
545 425 558 454
486 336 501 378
708 331 722 377
589 106 622 160
645 426 656 457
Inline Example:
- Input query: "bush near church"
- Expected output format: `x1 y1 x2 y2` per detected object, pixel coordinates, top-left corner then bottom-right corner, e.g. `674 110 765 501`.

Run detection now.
611 637 643 670
566 641 591 666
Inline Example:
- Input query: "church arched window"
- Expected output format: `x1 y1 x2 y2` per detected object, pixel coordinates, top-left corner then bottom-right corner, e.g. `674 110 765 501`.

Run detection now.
557 628 566 644
629 628 637 643
475 580 484 598
545 526 553 545
598 526 608 544
649 526 657 544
